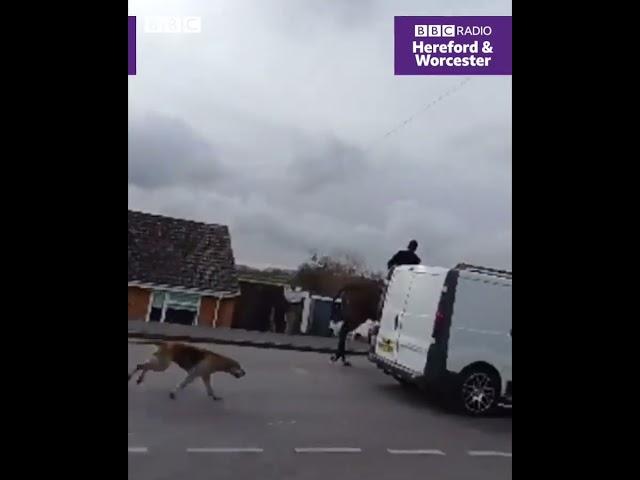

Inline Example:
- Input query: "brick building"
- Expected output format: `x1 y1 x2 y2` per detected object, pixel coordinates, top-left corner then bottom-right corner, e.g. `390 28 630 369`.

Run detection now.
128 210 240 327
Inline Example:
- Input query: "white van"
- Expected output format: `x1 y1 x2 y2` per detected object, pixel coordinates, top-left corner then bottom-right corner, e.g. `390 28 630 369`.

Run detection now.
369 263 512 415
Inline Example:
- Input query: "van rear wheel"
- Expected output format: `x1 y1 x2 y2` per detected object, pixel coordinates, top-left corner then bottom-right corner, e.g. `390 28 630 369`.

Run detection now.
457 367 500 416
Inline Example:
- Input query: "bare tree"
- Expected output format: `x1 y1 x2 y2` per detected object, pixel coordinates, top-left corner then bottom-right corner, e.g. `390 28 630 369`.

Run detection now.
293 249 380 297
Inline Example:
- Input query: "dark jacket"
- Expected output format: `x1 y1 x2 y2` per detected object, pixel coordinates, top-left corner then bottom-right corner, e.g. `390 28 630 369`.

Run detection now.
387 250 421 270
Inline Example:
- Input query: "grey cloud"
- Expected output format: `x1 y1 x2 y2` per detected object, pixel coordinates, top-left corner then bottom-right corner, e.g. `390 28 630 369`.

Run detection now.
128 113 225 189
128 0 512 271
254 0 376 32
128 106 512 270
289 137 368 193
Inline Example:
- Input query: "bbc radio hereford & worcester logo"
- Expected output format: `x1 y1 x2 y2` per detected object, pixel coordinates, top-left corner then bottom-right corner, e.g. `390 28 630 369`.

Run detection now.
394 16 512 75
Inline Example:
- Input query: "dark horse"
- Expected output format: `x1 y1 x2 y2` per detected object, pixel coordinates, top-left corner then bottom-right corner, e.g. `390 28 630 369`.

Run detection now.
330 279 385 366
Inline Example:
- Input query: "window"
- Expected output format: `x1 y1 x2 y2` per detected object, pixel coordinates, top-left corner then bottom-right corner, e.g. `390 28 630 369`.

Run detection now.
148 291 165 322
165 292 200 325
147 290 201 325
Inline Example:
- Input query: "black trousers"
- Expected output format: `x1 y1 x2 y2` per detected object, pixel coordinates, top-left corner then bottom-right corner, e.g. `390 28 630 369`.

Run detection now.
335 321 350 360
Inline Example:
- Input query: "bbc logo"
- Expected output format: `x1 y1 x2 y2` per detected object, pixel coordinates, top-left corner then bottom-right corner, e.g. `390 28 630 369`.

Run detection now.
414 25 455 37
143 16 202 34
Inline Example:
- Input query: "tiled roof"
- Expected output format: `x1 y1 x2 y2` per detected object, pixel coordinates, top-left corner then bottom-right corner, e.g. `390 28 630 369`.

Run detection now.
128 210 239 293
236 265 294 286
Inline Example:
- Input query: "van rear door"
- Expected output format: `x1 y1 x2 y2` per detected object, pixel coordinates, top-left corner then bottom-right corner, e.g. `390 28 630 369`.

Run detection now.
375 267 413 363
395 266 449 373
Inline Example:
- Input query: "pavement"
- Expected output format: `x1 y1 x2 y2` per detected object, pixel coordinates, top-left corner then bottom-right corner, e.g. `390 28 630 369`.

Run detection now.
128 320 369 355
128 341 512 480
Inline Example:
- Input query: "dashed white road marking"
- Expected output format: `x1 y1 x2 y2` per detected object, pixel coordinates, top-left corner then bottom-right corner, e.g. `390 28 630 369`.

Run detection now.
267 420 297 426
294 447 362 453
186 448 264 453
129 445 511 456
387 449 446 455
128 447 148 453
292 367 309 375
468 451 512 458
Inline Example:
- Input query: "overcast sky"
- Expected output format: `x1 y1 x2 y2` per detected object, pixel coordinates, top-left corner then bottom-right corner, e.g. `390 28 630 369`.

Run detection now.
128 0 512 272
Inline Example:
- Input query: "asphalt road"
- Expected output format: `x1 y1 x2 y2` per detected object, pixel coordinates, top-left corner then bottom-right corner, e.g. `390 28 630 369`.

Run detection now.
128 342 511 480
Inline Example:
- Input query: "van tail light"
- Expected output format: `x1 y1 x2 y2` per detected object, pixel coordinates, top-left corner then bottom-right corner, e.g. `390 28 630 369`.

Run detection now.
433 310 445 337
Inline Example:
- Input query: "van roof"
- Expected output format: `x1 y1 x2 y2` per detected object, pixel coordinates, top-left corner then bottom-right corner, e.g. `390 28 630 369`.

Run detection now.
455 263 512 281
394 264 449 275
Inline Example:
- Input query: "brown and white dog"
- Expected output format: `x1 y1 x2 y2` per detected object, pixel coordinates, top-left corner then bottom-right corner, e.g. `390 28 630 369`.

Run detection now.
128 340 246 400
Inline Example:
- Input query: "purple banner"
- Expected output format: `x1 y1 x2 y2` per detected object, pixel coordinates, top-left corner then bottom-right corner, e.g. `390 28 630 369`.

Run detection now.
394 16 511 75
128 16 136 75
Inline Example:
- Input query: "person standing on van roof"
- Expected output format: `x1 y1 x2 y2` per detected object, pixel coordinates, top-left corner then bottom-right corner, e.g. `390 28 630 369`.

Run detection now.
387 240 421 271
